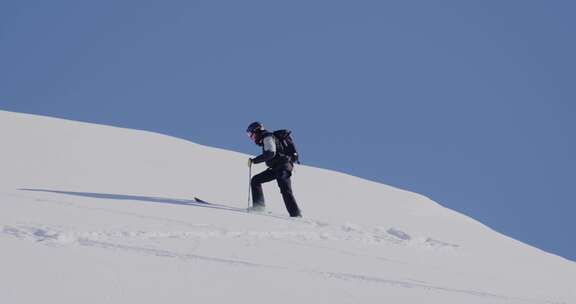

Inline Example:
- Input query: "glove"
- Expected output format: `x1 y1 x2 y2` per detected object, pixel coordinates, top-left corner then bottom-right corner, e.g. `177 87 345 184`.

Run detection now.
248 158 253 167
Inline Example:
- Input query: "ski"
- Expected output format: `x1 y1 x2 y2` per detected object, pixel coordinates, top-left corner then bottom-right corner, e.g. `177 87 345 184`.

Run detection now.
193 197 323 225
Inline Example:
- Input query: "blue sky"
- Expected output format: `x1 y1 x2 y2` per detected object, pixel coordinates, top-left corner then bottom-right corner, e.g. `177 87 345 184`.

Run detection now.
1 1 575 261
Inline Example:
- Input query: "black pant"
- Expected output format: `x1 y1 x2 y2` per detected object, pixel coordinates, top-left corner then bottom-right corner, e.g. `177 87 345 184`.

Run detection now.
251 168 301 217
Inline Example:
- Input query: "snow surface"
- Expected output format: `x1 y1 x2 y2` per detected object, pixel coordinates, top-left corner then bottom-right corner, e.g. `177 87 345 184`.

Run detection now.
0 110 574 303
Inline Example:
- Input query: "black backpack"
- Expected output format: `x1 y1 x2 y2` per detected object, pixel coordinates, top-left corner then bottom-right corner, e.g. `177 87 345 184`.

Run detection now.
273 129 300 164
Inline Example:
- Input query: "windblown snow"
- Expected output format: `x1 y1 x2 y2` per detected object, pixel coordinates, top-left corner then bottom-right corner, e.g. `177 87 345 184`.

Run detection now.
0 110 574 303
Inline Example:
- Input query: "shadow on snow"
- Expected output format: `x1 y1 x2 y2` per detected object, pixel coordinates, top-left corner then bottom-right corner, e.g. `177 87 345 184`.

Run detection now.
19 188 246 213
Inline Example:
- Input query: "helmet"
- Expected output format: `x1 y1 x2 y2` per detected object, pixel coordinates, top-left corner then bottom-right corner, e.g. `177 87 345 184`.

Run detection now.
246 121 263 134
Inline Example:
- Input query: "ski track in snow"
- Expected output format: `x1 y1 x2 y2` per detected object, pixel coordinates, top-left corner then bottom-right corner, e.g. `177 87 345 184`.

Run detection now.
5 190 462 249
1 224 562 304
0 191 567 304
0 222 564 304
69 240 569 304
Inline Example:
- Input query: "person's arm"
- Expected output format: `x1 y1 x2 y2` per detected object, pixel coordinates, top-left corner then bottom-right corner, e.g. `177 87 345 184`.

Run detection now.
251 135 276 164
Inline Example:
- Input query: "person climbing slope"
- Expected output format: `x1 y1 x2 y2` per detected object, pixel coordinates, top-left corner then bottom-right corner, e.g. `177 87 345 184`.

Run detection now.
246 121 302 217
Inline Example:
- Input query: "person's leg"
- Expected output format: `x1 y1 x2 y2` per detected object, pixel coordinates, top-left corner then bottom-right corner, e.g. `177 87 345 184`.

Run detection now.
251 169 276 208
276 170 301 217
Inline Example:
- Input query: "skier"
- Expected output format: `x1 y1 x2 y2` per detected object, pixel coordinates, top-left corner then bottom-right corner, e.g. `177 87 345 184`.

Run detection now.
246 121 302 217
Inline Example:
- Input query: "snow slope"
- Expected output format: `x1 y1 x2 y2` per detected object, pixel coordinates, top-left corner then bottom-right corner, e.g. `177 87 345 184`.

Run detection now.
1 110 574 303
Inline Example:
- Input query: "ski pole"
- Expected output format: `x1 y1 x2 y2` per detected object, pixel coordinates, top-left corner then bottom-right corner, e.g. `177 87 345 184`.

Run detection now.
247 161 252 212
